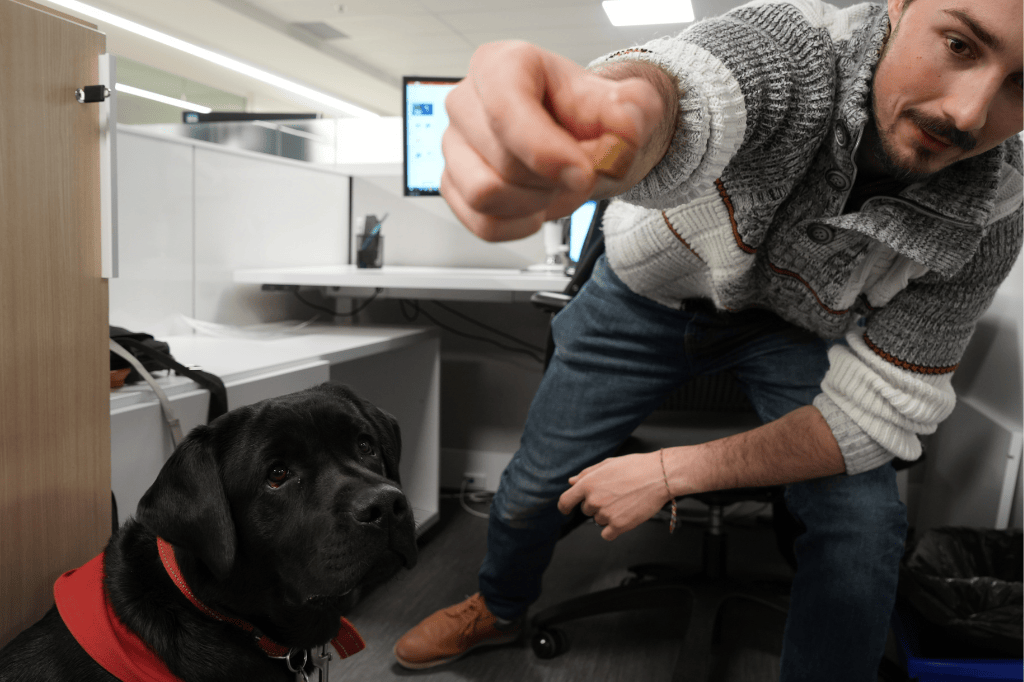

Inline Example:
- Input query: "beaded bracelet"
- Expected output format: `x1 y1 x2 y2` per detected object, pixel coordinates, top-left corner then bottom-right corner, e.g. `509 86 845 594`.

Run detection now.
659 449 677 534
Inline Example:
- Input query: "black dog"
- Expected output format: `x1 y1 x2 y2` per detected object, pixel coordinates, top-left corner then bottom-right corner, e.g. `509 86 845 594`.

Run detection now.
0 382 417 682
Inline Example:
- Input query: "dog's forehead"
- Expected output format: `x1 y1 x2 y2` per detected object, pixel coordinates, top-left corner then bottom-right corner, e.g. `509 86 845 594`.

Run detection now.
255 391 375 435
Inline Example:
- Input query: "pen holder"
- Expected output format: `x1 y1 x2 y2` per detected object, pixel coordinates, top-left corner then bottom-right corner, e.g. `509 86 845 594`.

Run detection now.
356 233 383 268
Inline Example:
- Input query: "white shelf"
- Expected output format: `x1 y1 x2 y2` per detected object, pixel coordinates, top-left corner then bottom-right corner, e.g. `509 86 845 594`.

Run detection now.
110 325 432 411
234 264 570 293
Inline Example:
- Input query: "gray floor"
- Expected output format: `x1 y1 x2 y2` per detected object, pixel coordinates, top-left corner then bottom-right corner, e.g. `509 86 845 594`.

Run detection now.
339 495 801 681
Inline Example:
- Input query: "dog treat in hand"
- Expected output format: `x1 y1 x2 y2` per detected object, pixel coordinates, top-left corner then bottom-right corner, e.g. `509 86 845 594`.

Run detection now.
591 133 633 179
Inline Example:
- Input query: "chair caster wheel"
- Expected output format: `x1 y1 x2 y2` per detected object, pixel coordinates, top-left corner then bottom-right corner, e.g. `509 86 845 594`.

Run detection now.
531 627 569 659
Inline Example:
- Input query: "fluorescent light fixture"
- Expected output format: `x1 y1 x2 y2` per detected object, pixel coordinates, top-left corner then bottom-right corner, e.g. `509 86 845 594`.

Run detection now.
602 0 694 26
115 83 212 113
46 0 378 118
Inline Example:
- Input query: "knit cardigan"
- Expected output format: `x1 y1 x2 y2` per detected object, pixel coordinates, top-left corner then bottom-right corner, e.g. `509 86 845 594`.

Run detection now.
595 0 1024 474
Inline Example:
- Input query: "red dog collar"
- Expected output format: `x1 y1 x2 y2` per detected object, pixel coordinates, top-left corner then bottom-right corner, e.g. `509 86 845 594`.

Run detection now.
53 543 364 682
156 537 365 661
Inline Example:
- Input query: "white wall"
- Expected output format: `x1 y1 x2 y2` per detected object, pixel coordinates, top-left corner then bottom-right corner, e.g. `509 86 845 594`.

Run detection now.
914 256 1024 531
109 126 351 334
350 176 547 269
109 132 194 334
192 145 350 324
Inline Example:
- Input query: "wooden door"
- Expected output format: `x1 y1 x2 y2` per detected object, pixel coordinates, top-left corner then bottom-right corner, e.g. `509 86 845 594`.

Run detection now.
0 0 111 644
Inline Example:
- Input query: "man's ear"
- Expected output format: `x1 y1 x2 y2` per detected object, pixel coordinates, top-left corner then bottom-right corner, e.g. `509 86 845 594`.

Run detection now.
136 425 237 581
887 0 908 25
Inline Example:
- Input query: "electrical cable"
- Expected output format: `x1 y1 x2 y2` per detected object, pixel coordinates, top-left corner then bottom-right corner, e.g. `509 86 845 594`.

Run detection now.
400 300 544 364
428 300 545 354
459 478 492 519
294 288 382 318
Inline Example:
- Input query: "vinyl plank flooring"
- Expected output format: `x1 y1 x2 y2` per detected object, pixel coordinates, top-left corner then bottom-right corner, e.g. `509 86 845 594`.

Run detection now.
340 495 801 682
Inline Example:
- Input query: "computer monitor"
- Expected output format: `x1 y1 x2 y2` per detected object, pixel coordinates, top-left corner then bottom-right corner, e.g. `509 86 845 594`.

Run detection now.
403 76 461 196
567 200 598 264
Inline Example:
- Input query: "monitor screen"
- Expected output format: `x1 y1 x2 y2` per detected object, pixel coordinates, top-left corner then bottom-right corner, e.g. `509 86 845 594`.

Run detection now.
403 76 461 196
568 200 598 263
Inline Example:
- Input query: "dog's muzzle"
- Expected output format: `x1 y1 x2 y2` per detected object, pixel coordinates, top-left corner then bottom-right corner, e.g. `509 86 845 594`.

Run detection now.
351 484 417 569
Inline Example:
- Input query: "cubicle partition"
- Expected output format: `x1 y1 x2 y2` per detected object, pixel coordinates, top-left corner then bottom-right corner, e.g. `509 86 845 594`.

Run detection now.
111 125 352 334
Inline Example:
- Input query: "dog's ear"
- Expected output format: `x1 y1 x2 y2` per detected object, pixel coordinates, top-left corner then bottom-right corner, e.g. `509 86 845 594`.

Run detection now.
136 424 236 581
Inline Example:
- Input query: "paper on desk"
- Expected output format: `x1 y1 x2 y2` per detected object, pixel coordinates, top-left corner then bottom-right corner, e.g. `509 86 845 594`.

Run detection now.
179 315 319 339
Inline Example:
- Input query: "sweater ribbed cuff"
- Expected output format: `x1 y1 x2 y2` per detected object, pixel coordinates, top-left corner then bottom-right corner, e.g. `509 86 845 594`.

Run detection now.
591 40 746 209
813 393 896 475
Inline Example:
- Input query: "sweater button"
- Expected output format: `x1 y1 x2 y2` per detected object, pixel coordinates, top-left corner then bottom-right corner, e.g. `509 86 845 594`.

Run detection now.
835 123 849 148
826 170 850 191
807 224 834 243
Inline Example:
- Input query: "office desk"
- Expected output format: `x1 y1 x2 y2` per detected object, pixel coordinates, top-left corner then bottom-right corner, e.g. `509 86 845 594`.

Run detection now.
110 325 440 533
234 264 571 302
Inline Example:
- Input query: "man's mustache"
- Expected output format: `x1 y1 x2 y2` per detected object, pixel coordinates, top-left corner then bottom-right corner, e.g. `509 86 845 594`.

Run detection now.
906 109 977 152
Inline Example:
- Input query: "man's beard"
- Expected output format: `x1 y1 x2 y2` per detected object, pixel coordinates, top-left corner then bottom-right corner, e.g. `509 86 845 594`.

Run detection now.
868 17 978 182
867 103 979 182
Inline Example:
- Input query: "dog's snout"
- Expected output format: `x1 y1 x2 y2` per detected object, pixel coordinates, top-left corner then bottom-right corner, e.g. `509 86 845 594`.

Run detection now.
353 486 408 526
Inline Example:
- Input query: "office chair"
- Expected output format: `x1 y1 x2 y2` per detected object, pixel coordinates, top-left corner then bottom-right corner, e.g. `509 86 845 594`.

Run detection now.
528 200 802 681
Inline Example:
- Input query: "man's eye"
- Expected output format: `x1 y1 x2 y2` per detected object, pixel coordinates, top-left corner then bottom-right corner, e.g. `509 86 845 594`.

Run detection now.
267 465 290 488
946 36 971 56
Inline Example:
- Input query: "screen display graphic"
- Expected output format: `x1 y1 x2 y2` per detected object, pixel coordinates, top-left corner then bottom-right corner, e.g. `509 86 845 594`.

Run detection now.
403 77 460 196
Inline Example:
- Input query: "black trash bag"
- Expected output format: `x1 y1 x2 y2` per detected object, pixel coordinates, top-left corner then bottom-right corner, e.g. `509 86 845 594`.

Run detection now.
899 526 1023 658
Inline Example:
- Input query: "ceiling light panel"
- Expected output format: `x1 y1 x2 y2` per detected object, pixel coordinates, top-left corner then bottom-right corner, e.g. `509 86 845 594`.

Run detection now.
46 0 379 117
115 83 213 112
602 0 694 26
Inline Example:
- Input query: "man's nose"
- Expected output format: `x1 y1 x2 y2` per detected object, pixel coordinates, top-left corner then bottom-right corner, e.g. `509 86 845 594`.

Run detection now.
942 70 1001 133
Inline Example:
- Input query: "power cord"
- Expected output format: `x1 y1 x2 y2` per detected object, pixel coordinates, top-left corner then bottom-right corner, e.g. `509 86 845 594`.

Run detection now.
429 300 545 354
454 479 492 519
399 299 544 364
294 288 382 318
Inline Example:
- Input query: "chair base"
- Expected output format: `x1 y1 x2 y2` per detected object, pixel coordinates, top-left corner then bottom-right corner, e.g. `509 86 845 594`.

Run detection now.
529 561 790 681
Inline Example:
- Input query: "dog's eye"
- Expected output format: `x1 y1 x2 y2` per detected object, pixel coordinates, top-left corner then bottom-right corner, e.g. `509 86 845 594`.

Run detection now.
267 465 290 488
357 437 374 455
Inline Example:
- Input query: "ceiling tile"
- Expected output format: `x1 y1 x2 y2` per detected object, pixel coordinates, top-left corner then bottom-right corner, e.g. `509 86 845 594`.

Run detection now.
440 5 607 33
251 0 425 21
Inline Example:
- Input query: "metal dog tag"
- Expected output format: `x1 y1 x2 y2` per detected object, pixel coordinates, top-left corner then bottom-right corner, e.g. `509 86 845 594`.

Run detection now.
310 644 332 682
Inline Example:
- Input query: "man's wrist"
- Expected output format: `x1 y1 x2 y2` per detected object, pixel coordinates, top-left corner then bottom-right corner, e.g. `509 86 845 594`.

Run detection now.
587 60 680 193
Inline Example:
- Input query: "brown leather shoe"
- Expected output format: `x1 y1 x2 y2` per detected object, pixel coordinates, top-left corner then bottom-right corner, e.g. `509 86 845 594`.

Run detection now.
393 593 522 669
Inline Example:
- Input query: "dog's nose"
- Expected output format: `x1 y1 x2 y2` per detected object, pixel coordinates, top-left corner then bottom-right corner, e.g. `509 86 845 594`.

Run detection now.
352 485 409 527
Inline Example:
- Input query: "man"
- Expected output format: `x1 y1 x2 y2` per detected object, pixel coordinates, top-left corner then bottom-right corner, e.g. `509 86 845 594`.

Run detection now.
395 0 1024 678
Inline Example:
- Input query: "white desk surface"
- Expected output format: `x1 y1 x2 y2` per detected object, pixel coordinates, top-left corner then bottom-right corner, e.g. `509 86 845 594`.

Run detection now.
234 264 570 293
110 324 435 411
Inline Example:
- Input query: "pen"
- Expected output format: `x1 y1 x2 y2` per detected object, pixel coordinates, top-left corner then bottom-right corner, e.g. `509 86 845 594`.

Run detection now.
361 213 389 250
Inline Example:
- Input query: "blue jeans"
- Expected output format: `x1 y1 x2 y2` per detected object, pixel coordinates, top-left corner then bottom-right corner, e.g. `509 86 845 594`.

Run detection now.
479 255 906 682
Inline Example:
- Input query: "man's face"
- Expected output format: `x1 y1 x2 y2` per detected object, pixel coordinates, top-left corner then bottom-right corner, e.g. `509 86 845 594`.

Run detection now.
869 0 1023 180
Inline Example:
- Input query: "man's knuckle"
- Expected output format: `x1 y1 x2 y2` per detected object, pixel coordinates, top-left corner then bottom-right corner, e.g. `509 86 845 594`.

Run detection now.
464 176 510 213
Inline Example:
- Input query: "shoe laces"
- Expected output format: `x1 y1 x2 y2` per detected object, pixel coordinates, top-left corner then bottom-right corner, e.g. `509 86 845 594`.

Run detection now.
447 594 491 637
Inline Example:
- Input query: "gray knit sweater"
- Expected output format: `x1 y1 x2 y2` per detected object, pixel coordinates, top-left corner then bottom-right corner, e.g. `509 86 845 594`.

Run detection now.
594 0 1024 474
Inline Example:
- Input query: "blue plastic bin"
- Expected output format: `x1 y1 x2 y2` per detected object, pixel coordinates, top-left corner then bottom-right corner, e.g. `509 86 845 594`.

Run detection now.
892 606 1023 681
